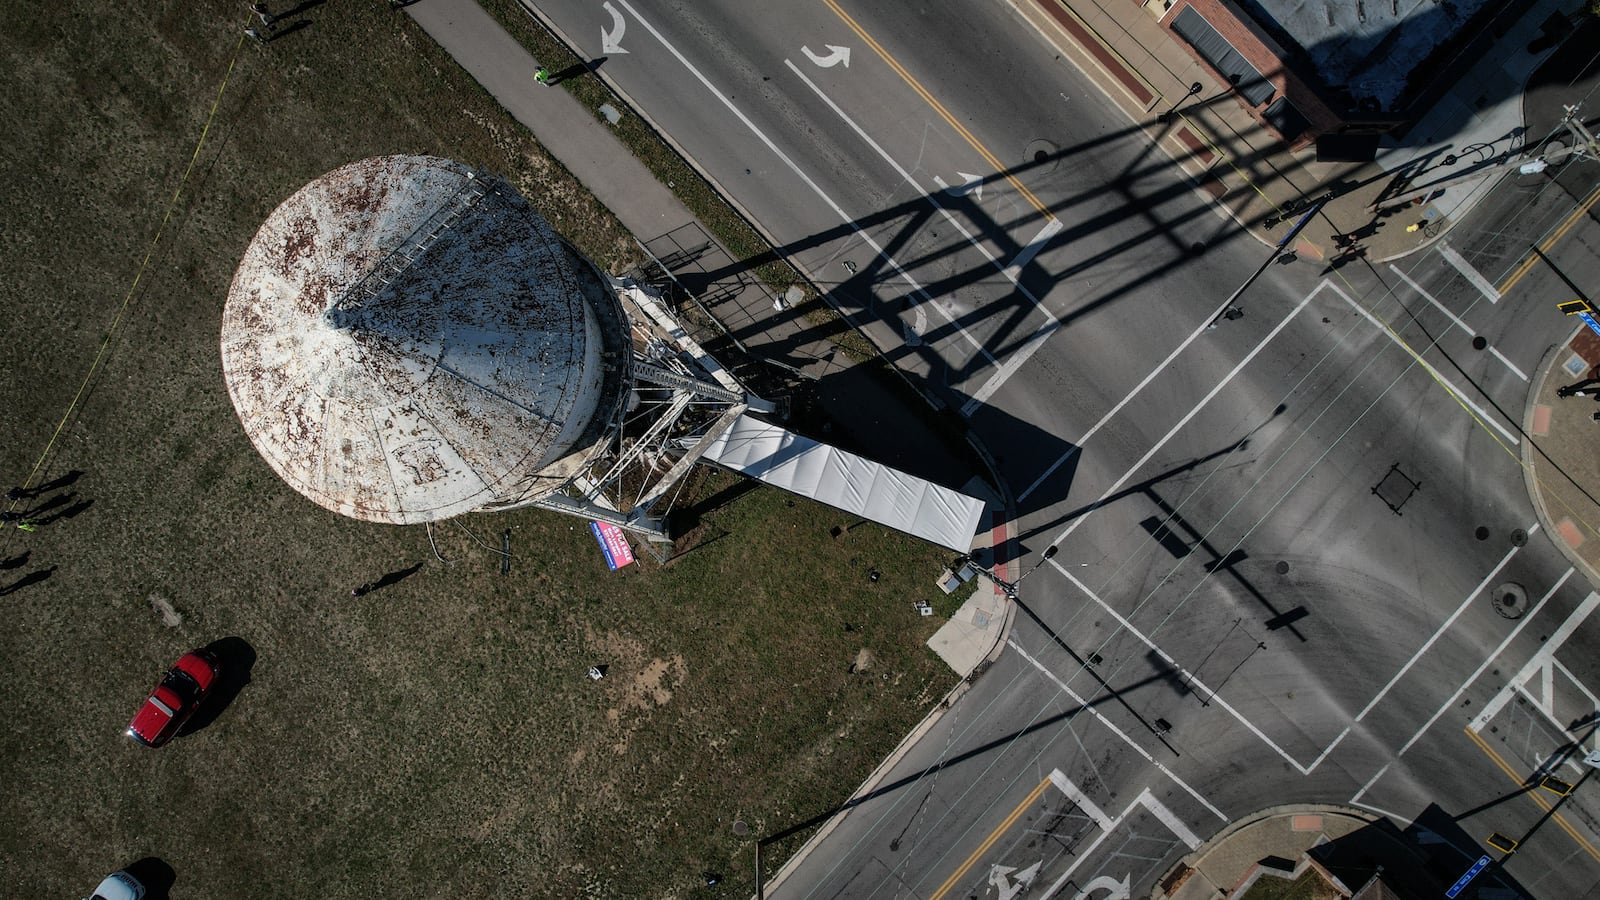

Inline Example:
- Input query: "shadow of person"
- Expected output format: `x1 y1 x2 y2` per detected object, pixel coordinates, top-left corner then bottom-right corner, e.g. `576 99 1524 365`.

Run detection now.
29 469 83 496
122 857 177 900
372 561 425 591
180 637 257 737
34 498 93 526
553 57 607 84
26 491 75 515
0 566 56 596
0 551 27 570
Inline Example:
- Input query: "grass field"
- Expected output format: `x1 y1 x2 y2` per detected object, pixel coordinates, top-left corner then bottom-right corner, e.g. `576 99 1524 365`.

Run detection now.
0 3 967 896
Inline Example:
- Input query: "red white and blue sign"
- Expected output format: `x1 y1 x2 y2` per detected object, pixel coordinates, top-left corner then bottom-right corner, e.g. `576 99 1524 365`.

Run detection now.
590 521 635 570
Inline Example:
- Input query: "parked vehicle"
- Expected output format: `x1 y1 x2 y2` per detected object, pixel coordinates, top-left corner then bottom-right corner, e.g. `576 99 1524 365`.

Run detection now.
83 869 144 900
126 648 221 747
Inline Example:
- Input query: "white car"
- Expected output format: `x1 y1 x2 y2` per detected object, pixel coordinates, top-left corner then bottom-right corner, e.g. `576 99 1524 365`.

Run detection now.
84 870 144 900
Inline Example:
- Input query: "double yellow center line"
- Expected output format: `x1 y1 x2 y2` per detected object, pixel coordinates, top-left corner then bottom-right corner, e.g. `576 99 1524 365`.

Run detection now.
1497 181 1600 296
1464 727 1600 864
821 0 1055 222
928 776 1052 900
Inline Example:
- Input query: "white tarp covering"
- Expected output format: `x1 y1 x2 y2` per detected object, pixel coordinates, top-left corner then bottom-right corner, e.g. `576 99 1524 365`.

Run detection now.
700 414 987 553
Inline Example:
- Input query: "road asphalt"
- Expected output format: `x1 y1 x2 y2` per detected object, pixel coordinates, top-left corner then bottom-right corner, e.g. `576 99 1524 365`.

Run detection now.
391 0 1600 893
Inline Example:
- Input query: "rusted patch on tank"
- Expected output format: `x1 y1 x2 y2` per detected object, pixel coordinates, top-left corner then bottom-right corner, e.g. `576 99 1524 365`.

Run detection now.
221 155 624 524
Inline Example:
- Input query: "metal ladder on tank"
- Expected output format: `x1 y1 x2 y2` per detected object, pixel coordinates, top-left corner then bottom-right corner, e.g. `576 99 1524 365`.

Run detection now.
330 173 491 313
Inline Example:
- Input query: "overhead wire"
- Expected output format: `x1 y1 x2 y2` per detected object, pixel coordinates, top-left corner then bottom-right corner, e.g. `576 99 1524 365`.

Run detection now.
4 24 250 517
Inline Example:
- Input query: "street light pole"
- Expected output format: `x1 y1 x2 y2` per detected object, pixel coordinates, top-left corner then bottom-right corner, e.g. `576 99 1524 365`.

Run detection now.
1157 82 1204 124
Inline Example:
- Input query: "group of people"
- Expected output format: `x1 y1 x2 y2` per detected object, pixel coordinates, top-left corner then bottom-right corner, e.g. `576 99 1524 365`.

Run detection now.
3 487 38 531
1555 372 1600 422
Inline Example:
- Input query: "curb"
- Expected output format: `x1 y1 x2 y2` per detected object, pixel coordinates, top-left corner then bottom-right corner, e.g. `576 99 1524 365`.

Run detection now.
1521 333 1600 593
1154 804 1379 899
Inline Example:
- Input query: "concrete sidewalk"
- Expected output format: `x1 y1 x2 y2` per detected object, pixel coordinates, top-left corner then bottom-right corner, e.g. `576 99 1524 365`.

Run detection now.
405 0 996 483
402 0 1013 674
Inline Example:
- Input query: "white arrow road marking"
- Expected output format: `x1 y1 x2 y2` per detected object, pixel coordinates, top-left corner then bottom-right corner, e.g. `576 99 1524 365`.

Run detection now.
1003 217 1064 281
942 170 985 200
601 1 629 54
1040 773 1204 899
801 43 851 67
989 861 1043 900
1072 873 1131 900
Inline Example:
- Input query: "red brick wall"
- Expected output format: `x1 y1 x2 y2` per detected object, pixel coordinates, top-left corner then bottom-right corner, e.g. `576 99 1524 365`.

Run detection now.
1162 0 1342 147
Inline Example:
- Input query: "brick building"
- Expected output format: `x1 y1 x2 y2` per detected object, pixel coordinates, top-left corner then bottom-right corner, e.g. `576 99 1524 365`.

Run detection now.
1150 0 1530 158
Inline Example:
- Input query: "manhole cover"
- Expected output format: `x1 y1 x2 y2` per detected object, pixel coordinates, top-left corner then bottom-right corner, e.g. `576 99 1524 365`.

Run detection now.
1511 529 1529 547
733 820 750 836
1275 561 1290 575
1025 139 1061 173
1492 583 1527 619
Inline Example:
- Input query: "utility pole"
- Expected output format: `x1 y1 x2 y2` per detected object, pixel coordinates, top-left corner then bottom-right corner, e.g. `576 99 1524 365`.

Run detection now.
1207 200 1322 329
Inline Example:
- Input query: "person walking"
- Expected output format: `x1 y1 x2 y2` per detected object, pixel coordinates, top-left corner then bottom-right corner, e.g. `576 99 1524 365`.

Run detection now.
535 65 553 87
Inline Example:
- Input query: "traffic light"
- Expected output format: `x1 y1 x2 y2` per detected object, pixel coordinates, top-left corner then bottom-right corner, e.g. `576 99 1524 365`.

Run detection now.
1559 299 1596 316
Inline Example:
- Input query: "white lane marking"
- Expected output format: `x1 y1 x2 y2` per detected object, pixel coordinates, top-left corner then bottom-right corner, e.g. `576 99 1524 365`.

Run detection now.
1354 533 1531 723
1333 283 1520 446
1489 346 1529 381
1307 533 1534 769
1348 799 1409 824
1438 240 1501 304
1394 568 1572 757
1015 274 1308 503
957 220 1071 416
1138 789 1202 850
1012 639 1226 820
1056 568 1314 774
1391 265 1474 335
1472 592 1600 731
782 60 1063 413
1038 787 1199 899
1045 283 1321 540
1041 828 1112 899
1048 769 1114 831
609 6 985 368
1004 218 1064 281
600 0 629 54
1553 656 1600 714
1542 658 1555 716
1350 762 1392 805
782 59 1016 365
800 44 851 68
1389 265 1525 380
965 321 1062 415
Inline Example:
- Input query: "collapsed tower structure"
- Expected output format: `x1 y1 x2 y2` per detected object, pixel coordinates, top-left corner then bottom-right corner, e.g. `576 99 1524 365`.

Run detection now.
221 155 766 541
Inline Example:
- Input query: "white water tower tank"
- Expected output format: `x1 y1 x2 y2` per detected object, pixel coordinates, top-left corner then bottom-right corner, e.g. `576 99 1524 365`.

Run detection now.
221 155 628 524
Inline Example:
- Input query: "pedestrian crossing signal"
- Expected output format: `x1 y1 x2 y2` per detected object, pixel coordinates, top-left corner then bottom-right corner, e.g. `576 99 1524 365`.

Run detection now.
1559 299 1596 316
